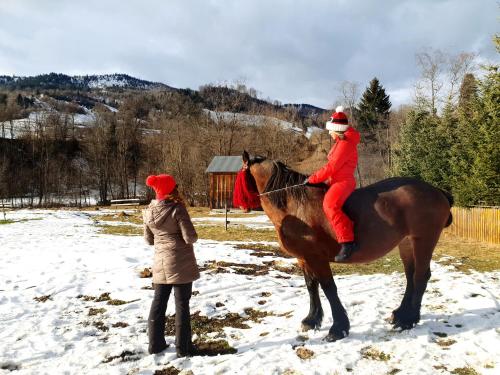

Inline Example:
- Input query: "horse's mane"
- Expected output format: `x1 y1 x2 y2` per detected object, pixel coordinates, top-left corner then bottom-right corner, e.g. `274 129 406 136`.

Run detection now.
263 161 309 209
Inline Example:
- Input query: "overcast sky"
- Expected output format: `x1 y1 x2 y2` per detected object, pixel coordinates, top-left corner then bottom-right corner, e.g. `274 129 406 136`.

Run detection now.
0 0 498 108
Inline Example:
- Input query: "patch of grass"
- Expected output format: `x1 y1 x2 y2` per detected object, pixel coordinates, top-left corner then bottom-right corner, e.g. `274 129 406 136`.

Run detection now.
263 260 303 275
436 338 457 347
93 212 143 225
331 250 403 276
88 307 106 316
112 322 129 328
435 233 500 273
165 308 281 339
1 362 20 371
165 311 250 337
77 293 137 306
361 346 391 361
154 367 180 375
193 338 237 356
243 307 273 323
434 365 448 371
102 350 142 364
33 295 52 303
0 218 42 225
96 224 141 236
387 370 401 375
187 207 211 218
96 293 111 302
296 347 315 360
201 260 270 276
107 299 128 306
195 225 277 242
234 243 292 258
450 367 481 375
77 292 111 302
187 206 264 219
93 321 109 332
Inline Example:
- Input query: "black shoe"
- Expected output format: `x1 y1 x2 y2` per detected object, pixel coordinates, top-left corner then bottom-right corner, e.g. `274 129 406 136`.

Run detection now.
335 242 358 262
176 344 200 358
148 343 169 355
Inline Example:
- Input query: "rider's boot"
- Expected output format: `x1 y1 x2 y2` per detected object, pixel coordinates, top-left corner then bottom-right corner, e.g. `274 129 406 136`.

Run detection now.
335 241 358 262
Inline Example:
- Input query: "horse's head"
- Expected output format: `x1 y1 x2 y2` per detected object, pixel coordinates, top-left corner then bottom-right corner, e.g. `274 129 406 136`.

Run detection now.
242 151 308 209
242 150 272 194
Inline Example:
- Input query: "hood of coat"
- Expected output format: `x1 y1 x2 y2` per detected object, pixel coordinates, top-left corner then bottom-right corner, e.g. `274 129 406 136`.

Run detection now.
143 199 177 228
342 126 361 145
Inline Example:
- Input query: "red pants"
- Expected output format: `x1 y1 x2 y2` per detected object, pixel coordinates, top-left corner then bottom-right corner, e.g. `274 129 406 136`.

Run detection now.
323 179 356 243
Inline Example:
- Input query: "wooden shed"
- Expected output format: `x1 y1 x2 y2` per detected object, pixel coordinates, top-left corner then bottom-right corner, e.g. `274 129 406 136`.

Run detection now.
206 156 242 209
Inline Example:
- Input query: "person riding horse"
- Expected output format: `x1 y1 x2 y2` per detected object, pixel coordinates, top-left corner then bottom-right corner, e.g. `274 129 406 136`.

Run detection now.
305 106 360 262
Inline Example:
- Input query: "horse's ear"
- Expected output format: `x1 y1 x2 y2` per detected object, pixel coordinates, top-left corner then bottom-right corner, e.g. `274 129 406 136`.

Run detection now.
242 150 250 163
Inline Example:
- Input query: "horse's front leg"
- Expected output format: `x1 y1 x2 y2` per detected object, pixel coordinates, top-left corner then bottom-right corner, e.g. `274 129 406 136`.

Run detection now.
305 258 350 341
319 277 350 341
301 272 324 331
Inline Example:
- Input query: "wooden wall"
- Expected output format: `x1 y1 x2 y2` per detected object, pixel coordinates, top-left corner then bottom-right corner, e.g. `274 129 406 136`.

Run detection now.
208 173 237 209
446 207 500 244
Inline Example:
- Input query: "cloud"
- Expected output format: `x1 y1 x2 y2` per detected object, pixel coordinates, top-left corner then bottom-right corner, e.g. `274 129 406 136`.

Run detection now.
0 0 497 108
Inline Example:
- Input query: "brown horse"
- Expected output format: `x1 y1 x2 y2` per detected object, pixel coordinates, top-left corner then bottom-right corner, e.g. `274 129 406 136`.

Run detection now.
241 151 453 341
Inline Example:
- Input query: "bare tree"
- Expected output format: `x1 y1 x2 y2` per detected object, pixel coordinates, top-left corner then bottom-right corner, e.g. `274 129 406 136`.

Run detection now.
446 52 476 105
415 49 446 115
337 81 360 125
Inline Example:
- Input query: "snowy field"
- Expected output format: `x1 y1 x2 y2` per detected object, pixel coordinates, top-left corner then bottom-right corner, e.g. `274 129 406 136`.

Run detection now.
0 210 499 375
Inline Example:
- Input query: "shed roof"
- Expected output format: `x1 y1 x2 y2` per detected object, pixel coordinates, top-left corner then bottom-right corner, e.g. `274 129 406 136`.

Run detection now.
206 156 242 173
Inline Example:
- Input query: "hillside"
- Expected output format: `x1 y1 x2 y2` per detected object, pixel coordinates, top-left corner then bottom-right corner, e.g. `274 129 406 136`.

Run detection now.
0 73 171 91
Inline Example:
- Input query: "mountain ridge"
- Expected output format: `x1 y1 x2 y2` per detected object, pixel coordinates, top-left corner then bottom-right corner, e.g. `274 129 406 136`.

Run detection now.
0 73 327 112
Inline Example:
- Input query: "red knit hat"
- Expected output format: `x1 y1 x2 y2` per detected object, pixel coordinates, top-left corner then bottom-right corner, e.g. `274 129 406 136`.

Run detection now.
326 106 349 132
146 174 176 200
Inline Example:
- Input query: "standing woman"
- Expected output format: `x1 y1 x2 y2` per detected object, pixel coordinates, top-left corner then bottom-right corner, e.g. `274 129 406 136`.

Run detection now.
143 174 199 357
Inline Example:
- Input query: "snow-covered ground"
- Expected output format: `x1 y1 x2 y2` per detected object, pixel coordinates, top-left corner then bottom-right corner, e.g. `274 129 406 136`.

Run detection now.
0 210 499 374
203 109 304 133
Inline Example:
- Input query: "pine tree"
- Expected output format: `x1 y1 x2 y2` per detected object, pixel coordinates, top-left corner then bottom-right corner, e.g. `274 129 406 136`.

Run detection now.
357 77 392 131
470 50 500 205
391 110 429 178
458 73 478 111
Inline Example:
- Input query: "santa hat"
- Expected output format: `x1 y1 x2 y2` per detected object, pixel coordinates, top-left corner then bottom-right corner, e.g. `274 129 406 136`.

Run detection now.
146 174 176 200
326 106 349 132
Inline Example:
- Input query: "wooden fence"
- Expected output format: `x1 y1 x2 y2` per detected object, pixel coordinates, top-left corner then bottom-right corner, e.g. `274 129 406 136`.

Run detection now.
446 206 500 244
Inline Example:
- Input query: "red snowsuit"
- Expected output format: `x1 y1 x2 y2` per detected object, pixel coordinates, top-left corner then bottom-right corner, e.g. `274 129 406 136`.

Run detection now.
308 126 360 243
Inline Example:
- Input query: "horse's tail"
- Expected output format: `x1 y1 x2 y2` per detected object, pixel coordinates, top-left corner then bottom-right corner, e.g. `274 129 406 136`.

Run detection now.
439 188 454 227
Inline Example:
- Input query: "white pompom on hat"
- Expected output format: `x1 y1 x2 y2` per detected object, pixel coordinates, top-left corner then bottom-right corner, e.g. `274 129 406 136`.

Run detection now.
326 106 349 132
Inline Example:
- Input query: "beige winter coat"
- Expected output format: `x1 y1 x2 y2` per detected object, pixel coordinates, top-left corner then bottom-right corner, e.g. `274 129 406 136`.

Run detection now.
143 200 200 284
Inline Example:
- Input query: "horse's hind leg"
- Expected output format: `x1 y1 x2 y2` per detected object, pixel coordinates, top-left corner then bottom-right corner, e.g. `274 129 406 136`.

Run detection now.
394 234 437 329
301 272 324 331
392 237 415 328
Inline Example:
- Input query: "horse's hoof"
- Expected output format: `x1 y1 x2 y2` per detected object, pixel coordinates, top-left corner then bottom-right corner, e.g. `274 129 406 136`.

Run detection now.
301 319 321 332
323 326 349 342
323 330 348 342
393 320 417 330
391 310 419 330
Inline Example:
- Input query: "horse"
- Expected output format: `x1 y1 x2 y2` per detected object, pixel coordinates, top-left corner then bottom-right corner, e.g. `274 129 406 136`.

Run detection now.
241 151 453 342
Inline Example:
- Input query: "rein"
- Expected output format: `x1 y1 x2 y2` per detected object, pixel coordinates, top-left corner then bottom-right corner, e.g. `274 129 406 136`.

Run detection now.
259 183 306 197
